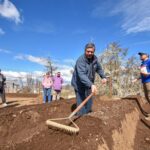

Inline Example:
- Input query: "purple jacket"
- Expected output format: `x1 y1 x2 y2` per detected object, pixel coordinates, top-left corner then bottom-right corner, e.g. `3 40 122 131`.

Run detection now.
53 76 63 91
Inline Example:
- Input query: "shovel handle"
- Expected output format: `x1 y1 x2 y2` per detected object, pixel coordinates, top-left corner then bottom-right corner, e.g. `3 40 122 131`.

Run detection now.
69 93 93 118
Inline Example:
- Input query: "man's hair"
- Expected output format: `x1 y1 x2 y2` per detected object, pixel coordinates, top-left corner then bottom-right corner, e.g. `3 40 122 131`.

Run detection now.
85 43 95 51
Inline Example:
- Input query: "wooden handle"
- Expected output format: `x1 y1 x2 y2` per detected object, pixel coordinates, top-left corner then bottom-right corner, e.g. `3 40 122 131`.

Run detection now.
69 93 93 118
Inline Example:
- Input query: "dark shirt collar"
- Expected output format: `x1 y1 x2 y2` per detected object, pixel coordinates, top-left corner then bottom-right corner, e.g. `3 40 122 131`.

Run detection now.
84 54 97 63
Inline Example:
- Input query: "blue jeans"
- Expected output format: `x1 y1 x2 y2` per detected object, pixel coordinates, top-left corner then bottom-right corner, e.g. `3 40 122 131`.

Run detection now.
75 89 92 116
43 88 51 103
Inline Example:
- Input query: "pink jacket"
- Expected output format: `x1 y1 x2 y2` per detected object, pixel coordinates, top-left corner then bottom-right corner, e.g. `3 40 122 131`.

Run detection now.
42 75 53 88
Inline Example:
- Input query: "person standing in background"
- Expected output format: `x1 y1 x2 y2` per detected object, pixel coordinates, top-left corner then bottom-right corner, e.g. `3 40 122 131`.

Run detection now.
132 52 150 120
42 72 53 103
0 69 7 107
52 72 63 100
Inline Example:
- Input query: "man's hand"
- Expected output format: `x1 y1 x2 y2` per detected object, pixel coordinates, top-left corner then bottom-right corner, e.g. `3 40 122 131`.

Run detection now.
141 72 150 77
101 78 107 84
91 85 97 95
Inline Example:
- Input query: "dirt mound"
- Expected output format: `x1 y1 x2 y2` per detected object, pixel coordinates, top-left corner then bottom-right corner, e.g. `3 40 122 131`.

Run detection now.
0 96 150 150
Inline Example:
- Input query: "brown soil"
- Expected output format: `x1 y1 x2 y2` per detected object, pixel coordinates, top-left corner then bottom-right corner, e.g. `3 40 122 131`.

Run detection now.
6 93 38 98
0 95 150 150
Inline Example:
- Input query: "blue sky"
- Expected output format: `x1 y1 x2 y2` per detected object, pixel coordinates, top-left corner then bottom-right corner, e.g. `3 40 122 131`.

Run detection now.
0 0 150 82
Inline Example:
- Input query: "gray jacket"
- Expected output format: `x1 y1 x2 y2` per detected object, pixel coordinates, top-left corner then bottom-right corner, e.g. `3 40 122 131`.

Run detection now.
71 54 106 91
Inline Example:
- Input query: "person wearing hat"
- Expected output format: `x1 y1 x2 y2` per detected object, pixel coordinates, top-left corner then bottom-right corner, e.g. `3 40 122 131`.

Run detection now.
132 52 150 120
0 69 7 107
71 43 107 116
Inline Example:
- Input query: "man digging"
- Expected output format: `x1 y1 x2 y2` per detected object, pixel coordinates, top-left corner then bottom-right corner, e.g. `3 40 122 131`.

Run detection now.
71 43 107 116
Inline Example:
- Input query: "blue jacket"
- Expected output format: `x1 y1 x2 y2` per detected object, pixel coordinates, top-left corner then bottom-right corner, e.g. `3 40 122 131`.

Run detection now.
141 58 150 83
71 54 106 91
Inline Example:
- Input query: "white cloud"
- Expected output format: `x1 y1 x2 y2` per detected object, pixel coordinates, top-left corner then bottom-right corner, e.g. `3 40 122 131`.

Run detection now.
15 54 50 66
2 70 44 80
0 27 5 35
14 55 24 60
91 0 150 34
0 48 11 53
0 0 22 24
14 54 74 83
112 0 150 34
126 17 150 33
3 67 72 84
3 71 28 78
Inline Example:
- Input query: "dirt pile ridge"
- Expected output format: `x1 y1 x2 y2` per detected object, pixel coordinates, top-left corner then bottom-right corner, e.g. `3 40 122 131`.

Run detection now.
0 96 150 150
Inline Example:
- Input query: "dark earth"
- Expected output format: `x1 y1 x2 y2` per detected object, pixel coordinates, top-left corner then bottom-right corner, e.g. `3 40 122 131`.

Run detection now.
0 94 150 150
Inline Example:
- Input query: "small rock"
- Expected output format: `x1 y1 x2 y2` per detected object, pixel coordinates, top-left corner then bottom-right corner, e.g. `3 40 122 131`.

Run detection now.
20 110 23 114
26 115 31 119
103 121 107 125
145 137 150 142
12 114 17 118
100 111 104 115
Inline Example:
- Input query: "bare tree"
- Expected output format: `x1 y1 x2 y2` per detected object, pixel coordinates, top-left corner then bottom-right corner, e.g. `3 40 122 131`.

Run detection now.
96 42 142 97
44 57 57 75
